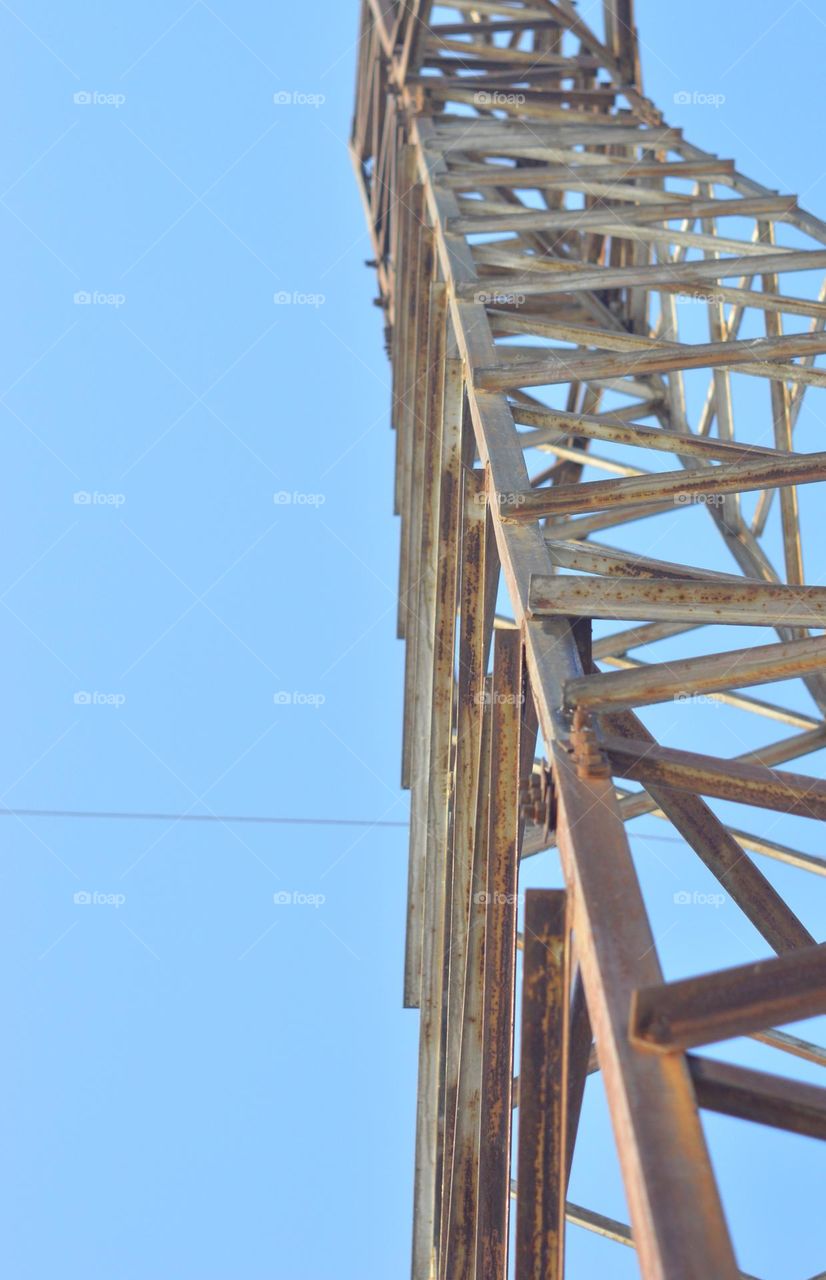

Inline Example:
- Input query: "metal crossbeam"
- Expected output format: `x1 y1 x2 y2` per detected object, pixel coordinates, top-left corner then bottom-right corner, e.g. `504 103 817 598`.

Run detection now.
631 945 826 1051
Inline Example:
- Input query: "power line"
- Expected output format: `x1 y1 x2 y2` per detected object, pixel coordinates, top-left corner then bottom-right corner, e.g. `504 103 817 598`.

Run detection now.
629 831 687 845
0 807 689 845
0 807 410 829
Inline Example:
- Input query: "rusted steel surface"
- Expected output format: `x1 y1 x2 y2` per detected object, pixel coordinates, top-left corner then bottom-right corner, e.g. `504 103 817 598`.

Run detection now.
442 679 493 1280
565 633 826 711
514 890 568 1280
409 310 464 1274
400 278 445 787
456 246 826 299
568 707 611 781
528 575 826 627
548 738 738 1280
542 538 740 582
564 972 593 1188
439 467 495 1277
752 1029 826 1069
604 734 826 821
351 1 826 1275
476 630 522 1280
477 330 826 390
602 709 815 956
630 943 826 1052
688 1055 826 1140
499 450 826 520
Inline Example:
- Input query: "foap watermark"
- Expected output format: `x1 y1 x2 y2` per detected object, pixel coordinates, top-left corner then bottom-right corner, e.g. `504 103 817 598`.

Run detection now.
273 90 325 108
73 90 126 108
273 890 326 907
673 90 726 108
74 490 126 507
474 491 526 509
274 691 326 708
474 290 526 307
274 290 325 307
474 890 524 907
676 292 726 306
673 493 725 507
473 91 526 107
74 691 126 707
674 691 718 705
74 290 126 308
73 890 126 907
474 689 525 707
673 889 726 908
273 490 326 507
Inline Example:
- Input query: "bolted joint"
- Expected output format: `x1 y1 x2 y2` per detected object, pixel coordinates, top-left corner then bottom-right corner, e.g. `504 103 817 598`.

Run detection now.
519 760 556 841
570 706 612 781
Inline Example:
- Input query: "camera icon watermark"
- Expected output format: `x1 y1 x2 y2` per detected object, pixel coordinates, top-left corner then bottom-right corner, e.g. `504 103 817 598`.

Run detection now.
273 290 326 307
273 490 326 507
73 490 126 507
673 889 726 908
474 290 526 307
73 691 126 707
273 691 326 708
73 90 126 108
676 291 726 305
273 90 326 108
673 90 726 108
273 890 326 907
472 91 526 107
474 491 526 509
73 291 126 308
474 689 525 706
673 493 725 507
73 890 127 907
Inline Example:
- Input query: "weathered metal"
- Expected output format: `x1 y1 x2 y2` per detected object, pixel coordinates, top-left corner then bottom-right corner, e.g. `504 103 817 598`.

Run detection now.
476 629 522 1280
514 890 568 1280
499 450 826 520
565 633 826 711
351 2 826 1276
630 943 826 1052
441 676 492 1280
687 1056 826 1141
604 734 826 820
529 575 826 627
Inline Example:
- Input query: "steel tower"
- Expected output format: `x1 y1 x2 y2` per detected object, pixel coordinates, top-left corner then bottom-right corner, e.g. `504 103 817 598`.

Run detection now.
351 4 826 1276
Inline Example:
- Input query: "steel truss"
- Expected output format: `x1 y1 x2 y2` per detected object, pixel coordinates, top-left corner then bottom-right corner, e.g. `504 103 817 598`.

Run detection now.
351 3 826 1277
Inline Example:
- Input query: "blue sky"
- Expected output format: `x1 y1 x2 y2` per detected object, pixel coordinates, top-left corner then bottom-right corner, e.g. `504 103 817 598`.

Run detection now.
1 1 824 1277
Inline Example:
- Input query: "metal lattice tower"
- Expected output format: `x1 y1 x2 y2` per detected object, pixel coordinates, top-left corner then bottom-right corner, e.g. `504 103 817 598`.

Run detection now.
350 4 826 1277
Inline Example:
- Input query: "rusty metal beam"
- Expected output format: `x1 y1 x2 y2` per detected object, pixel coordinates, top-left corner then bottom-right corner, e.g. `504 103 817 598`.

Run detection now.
546 736 738 1277
688 1054 826 1140
566 633 826 711
604 734 826 821
499 450 826 520
528 575 826 628
601 709 816 956
441 679 492 1280
439 468 495 1279
476 629 523 1280
514 890 568 1280
630 943 826 1052
565 971 594 1189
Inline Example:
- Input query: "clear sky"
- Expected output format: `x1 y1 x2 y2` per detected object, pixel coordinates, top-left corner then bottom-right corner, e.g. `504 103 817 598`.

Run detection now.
1 2 824 1277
